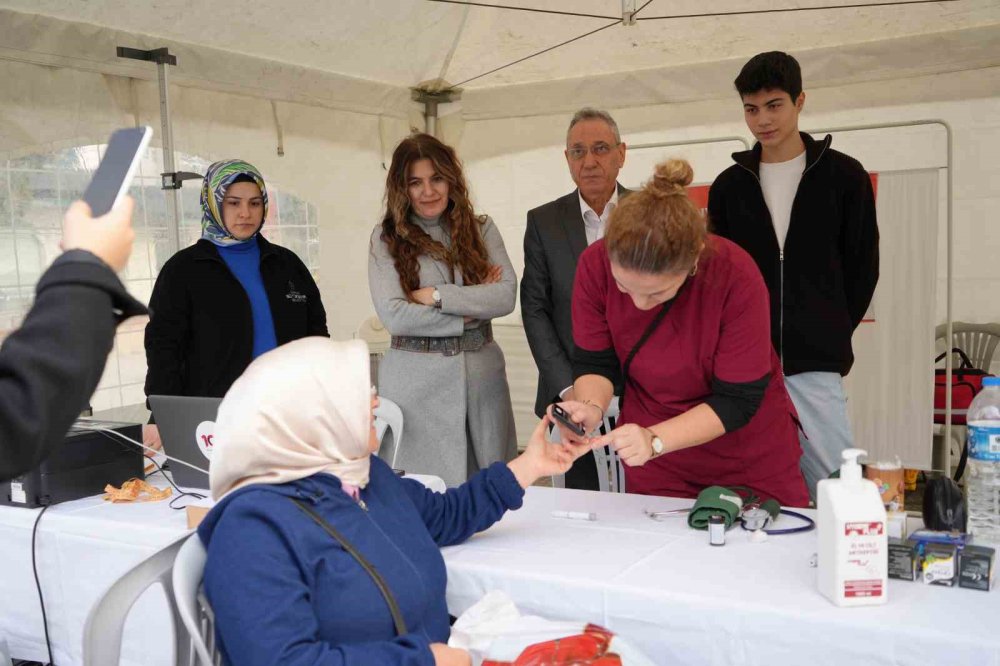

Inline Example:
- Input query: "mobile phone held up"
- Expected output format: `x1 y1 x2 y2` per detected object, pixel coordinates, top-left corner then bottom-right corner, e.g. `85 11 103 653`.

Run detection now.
551 404 586 438
82 126 153 217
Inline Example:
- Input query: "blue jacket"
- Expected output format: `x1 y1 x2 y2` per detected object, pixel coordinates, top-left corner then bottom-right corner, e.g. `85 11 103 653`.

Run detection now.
197 455 524 665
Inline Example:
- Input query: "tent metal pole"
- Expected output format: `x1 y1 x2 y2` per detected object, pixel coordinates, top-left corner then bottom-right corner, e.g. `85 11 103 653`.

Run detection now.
629 135 752 152
806 120 953 474
412 89 461 138
156 60 182 256
116 46 182 256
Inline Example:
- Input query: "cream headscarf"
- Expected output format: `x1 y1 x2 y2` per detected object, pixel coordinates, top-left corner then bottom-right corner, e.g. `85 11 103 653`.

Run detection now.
209 337 372 500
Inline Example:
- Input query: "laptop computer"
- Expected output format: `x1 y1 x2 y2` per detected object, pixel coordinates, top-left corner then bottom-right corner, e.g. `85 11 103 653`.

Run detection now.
148 395 222 490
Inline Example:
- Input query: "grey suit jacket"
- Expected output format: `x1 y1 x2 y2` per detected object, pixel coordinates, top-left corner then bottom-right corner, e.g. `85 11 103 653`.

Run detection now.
520 185 628 417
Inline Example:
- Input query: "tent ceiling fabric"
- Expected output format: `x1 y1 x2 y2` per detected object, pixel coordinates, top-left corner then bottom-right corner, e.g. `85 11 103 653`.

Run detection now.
0 0 998 116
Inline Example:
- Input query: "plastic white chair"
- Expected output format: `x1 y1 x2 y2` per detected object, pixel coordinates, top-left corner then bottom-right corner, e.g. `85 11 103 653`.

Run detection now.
172 534 221 666
550 397 625 493
356 316 390 354
374 396 404 469
83 535 192 666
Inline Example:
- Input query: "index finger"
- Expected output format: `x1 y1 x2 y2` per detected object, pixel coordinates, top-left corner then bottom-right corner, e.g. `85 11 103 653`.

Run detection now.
64 199 93 221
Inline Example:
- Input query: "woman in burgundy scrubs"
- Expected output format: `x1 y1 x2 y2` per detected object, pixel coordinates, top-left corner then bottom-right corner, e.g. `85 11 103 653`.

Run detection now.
556 159 808 507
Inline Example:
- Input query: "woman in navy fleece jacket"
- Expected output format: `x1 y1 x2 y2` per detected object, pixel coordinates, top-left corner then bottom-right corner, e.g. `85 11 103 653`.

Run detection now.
198 337 588 666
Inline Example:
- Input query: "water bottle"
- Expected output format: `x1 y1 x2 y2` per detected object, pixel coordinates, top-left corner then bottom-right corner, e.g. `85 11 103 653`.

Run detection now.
966 376 1000 545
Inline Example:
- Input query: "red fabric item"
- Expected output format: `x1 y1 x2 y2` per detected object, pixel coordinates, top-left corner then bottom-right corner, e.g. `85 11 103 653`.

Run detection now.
572 235 809 507
934 348 992 425
483 624 623 666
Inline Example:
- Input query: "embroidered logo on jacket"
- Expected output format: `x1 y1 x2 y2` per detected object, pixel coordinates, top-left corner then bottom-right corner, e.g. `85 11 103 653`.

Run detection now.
286 280 307 304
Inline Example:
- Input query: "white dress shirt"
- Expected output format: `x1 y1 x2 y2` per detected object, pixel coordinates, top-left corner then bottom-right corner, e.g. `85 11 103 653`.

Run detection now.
560 188 619 399
578 188 619 246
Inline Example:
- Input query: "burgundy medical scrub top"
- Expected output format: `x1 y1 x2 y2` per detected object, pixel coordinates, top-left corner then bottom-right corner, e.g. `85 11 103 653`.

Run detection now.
573 235 809 507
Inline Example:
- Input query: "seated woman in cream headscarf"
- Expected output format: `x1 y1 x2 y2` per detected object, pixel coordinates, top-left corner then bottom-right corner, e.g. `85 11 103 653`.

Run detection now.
197 337 588 666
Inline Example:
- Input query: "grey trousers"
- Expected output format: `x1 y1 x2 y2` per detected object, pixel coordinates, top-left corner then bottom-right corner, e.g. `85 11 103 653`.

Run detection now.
785 371 855 500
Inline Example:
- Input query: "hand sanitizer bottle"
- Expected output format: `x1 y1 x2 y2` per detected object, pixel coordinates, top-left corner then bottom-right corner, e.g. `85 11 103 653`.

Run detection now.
817 448 888 606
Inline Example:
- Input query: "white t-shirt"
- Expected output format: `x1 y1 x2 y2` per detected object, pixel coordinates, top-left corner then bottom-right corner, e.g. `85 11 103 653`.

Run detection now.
760 151 806 251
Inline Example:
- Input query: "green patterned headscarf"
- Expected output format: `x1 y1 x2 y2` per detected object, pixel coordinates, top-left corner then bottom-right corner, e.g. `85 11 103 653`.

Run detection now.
200 159 269 246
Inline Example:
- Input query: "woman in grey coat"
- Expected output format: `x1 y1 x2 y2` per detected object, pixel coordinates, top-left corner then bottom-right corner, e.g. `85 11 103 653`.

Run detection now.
368 133 518 487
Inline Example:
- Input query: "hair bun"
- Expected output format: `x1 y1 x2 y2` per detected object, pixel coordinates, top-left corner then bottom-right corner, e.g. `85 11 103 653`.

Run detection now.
647 159 694 198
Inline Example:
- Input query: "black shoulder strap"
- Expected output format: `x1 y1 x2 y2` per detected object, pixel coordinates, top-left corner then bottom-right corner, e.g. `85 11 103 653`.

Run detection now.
291 498 408 637
619 298 676 412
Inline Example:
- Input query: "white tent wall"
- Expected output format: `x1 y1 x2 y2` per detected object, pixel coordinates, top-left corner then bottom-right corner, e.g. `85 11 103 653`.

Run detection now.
2 3 999 457
0 55 420 415
441 68 1000 460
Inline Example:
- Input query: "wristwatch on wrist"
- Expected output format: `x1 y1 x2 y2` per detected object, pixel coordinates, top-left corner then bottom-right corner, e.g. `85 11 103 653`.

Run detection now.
431 288 442 308
647 429 664 457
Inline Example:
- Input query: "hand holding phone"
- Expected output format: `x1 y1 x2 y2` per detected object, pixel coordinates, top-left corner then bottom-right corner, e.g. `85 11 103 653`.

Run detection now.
82 126 153 217
62 127 152 272
551 403 586 438
62 198 136 272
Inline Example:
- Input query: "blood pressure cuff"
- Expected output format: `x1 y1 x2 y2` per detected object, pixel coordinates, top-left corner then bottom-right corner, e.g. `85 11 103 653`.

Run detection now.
687 486 744 530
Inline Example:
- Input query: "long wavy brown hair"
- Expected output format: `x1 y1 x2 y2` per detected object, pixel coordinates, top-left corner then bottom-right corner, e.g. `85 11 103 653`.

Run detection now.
381 133 491 300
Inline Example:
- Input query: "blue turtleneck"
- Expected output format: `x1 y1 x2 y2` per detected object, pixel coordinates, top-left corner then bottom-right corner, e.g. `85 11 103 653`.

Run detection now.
216 235 278 359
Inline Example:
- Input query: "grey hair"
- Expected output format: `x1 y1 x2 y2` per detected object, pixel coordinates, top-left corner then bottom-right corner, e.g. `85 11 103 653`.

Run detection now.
566 107 621 145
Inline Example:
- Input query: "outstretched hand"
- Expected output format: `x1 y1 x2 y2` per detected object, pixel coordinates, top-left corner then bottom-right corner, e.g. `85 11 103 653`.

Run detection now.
507 416 593 489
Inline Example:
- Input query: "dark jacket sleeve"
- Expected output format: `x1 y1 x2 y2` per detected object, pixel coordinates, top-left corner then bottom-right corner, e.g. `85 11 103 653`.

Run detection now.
144 257 191 405
400 462 524 547
707 176 730 238
840 164 880 329
0 251 147 481
294 253 328 337
520 213 573 398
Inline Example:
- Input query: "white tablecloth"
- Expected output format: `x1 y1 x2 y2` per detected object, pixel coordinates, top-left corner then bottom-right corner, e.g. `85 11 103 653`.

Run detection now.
442 487 1000 666
0 491 189 666
0 472 445 666
3 481 997 666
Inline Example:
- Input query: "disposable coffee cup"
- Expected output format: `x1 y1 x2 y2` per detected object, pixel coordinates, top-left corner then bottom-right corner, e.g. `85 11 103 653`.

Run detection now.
865 460 905 511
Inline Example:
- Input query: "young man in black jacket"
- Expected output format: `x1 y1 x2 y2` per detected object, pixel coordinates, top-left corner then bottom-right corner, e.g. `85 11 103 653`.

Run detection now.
708 51 879 498
1 199 146 481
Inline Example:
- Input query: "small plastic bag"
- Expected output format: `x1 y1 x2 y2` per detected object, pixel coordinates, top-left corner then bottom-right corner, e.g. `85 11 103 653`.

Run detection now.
449 591 655 666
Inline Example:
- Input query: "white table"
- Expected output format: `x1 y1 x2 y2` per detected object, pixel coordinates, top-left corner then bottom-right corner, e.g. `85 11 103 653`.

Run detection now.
0 472 444 666
3 481 996 666
0 490 189 666
442 487 1000 666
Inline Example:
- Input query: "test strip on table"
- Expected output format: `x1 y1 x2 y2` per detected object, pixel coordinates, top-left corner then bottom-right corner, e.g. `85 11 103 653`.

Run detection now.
551 510 596 521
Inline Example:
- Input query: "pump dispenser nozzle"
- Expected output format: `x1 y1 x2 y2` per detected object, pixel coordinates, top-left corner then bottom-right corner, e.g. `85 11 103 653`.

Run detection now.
840 448 866 482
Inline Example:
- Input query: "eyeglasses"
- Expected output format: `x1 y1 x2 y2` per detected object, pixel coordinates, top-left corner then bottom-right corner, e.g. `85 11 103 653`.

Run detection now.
566 143 619 161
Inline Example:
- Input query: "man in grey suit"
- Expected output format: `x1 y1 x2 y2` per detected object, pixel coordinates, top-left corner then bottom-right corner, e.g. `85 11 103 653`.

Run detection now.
521 108 628 490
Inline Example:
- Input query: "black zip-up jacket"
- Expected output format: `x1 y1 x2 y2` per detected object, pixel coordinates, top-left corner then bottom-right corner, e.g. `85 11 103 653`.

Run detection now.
1 251 147 481
708 132 879 376
144 236 328 405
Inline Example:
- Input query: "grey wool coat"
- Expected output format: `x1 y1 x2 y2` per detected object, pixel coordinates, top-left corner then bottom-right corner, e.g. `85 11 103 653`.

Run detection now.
368 215 518 487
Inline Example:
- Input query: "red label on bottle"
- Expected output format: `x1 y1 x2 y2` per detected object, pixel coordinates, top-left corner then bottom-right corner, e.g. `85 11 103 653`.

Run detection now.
845 580 884 598
844 522 884 536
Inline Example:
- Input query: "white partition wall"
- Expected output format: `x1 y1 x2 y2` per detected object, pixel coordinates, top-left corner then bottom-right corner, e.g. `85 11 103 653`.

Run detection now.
845 169 940 468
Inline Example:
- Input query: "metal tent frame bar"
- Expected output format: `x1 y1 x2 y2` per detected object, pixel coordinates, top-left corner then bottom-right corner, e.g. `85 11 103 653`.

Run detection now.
116 46 183 256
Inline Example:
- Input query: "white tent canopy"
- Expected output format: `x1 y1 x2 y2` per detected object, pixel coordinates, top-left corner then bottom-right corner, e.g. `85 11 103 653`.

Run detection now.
1 1 998 120
1 0 999 466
